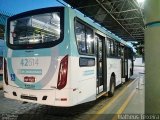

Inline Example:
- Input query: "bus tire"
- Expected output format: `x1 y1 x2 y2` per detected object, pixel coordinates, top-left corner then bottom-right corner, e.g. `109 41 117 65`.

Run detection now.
130 69 132 76
108 76 115 97
125 75 128 82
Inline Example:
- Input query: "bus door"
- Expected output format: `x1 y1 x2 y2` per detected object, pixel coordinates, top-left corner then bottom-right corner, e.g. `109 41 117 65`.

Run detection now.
121 47 128 82
95 34 107 95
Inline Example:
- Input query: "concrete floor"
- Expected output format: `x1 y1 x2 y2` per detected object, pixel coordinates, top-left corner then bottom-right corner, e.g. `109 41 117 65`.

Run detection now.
124 72 145 114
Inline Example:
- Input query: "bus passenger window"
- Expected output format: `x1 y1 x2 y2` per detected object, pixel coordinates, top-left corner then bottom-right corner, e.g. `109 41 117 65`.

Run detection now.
115 42 118 57
129 49 133 59
110 40 114 56
75 20 94 55
86 27 94 54
118 44 121 57
121 46 124 58
75 21 86 53
106 39 110 56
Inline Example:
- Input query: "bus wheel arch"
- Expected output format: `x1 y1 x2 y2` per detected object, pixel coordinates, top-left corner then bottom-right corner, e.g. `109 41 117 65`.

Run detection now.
108 73 116 97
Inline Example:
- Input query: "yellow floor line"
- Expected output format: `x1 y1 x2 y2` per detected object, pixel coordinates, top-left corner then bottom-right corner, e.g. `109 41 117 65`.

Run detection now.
112 89 136 120
127 77 138 88
89 86 128 120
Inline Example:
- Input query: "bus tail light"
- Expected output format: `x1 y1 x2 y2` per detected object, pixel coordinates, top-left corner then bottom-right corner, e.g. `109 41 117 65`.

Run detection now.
57 55 68 90
4 59 8 85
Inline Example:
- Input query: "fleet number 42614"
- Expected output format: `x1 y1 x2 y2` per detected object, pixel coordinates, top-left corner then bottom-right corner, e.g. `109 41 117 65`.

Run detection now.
20 58 39 66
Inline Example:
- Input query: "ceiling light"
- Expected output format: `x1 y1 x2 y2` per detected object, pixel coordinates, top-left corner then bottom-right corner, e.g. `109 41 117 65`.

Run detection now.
137 0 145 4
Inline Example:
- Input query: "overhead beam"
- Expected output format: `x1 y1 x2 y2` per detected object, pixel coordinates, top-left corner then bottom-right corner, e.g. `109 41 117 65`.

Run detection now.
124 23 141 26
132 33 144 35
111 9 138 14
117 17 142 20
96 0 136 41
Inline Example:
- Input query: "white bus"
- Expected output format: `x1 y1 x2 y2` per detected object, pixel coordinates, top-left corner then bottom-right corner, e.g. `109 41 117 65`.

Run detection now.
3 6 134 107
0 39 4 79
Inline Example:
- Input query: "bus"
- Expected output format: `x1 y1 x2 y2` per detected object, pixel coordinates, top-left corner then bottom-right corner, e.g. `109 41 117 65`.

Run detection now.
3 6 134 107
0 39 4 80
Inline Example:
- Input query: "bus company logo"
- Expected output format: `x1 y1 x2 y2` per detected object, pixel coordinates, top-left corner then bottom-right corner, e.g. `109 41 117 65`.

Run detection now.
24 76 35 82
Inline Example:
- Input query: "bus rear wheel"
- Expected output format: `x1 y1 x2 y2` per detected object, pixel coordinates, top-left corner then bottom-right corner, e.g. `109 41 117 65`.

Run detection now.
108 76 115 97
125 75 128 82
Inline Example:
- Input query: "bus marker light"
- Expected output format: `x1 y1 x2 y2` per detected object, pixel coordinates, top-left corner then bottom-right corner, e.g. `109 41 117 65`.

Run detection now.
57 55 68 90
61 98 67 101
55 98 67 101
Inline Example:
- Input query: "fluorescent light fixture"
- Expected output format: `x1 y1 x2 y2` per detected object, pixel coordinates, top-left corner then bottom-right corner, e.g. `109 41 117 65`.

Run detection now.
137 0 145 4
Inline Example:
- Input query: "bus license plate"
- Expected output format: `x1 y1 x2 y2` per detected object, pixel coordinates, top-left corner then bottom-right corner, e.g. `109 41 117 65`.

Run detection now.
24 76 35 82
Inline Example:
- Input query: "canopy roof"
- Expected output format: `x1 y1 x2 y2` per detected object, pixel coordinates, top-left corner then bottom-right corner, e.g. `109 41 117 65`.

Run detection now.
63 0 144 42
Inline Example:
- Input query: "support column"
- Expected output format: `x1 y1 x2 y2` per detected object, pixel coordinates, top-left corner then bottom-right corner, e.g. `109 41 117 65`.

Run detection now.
145 0 160 114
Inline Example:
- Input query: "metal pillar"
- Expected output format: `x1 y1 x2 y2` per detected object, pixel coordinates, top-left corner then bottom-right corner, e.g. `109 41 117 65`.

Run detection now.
145 0 160 114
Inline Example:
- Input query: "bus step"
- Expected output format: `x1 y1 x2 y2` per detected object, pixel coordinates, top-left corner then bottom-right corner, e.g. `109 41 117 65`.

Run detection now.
97 91 107 98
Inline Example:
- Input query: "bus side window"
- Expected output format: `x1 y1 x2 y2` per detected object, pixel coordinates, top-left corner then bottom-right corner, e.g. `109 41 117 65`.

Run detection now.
115 42 118 57
129 49 133 59
124 47 129 59
86 27 94 54
75 20 94 55
121 46 124 58
75 21 86 54
127 48 132 59
113 41 116 57
110 40 114 57
106 39 110 57
118 43 121 57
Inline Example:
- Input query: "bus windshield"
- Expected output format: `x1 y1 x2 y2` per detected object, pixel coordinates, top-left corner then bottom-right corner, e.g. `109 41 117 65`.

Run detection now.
9 12 61 45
